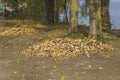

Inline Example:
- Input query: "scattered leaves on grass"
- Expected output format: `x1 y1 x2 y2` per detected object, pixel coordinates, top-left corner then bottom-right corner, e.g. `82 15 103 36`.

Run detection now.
48 29 67 38
15 20 47 29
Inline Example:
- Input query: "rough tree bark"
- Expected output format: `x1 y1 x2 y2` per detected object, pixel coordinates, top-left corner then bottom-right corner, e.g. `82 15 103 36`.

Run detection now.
69 0 78 33
101 0 111 30
89 0 102 38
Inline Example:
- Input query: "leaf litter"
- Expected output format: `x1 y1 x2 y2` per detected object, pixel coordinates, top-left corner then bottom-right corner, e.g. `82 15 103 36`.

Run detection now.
22 38 113 59
0 27 38 36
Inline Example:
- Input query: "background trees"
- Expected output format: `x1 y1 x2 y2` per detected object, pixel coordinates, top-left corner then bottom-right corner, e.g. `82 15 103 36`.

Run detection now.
0 0 112 38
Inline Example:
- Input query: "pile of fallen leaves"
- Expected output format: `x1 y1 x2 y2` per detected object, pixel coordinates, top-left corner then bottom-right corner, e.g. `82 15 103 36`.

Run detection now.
22 38 113 58
15 20 47 28
0 27 38 36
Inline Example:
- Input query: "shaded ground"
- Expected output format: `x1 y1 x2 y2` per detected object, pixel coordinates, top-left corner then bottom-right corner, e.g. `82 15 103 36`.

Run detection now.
0 20 120 80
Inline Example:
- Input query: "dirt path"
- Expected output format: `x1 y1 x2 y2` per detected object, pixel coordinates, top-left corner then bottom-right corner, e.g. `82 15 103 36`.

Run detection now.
0 27 120 80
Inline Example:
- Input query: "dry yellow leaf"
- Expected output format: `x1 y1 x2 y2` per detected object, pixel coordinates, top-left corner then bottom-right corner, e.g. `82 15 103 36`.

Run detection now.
13 71 17 74
61 75 67 80
21 78 26 80
78 78 83 80
81 71 86 74
53 66 57 69
103 54 111 59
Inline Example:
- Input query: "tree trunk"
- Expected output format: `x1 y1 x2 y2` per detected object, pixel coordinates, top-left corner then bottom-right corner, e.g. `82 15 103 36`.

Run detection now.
69 0 78 33
46 0 54 24
101 0 111 30
3 5 6 17
55 0 60 23
63 0 69 24
89 0 102 38
42 0 47 23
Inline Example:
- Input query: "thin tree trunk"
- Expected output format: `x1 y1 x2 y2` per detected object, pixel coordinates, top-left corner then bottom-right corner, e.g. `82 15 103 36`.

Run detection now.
46 0 54 24
55 0 60 23
63 0 69 23
42 0 47 23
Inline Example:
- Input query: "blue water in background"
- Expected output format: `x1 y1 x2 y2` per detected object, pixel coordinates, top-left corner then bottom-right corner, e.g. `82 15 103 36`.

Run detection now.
60 0 120 29
110 0 120 29
79 0 120 29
